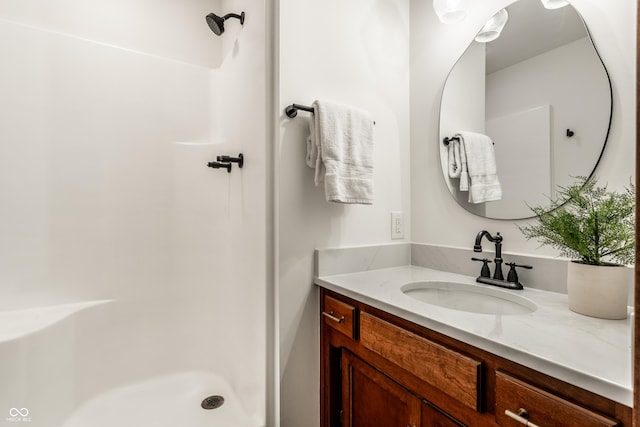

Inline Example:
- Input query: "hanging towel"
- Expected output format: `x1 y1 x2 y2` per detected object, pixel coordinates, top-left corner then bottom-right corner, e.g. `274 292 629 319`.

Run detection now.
306 100 374 204
455 131 502 204
447 138 468 191
306 107 325 185
448 139 462 178
306 114 319 169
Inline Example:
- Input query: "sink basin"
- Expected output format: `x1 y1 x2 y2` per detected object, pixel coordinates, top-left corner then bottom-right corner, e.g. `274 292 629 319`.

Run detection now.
401 281 537 315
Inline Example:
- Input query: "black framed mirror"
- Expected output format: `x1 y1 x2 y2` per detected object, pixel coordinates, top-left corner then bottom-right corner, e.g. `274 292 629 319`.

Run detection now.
438 0 612 220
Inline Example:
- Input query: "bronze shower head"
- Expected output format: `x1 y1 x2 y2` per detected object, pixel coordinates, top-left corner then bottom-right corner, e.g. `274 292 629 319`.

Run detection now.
205 12 245 36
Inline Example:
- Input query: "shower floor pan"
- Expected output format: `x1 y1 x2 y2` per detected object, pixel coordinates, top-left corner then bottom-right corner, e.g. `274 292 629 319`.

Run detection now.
62 371 261 427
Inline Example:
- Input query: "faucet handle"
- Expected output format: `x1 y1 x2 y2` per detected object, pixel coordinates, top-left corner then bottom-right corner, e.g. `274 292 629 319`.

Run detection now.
505 262 533 283
471 257 492 278
505 262 533 269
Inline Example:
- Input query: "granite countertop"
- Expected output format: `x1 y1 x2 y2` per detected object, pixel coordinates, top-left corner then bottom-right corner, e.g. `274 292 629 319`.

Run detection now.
315 265 633 407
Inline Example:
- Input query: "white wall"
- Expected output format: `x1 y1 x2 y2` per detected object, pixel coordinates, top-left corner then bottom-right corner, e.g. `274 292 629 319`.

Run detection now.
485 105 551 218
439 41 486 216
0 0 269 423
411 0 636 256
440 42 486 137
487 36 611 193
277 0 411 425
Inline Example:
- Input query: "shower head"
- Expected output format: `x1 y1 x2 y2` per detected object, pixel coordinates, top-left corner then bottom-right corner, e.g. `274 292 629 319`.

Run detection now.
206 11 245 36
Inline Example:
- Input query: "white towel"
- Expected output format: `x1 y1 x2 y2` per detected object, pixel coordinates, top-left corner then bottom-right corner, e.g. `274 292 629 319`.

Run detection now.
306 108 326 185
447 138 468 191
306 100 374 204
447 139 462 178
455 131 502 204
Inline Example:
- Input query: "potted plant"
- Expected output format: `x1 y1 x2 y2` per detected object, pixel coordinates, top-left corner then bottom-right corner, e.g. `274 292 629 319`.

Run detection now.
519 176 635 319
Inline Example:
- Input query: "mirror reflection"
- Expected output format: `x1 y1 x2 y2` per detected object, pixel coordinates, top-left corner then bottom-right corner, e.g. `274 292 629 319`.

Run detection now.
439 0 611 220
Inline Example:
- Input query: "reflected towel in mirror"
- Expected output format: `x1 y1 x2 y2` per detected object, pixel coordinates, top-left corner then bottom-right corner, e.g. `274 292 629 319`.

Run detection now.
448 138 468 191
455 131 502 204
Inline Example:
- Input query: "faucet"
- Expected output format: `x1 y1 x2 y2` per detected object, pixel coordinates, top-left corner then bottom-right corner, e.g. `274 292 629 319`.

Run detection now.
472 231 531 290
474 230 504 280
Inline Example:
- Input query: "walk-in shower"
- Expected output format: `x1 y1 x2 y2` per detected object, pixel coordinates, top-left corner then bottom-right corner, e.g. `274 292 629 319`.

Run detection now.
0 1 267 426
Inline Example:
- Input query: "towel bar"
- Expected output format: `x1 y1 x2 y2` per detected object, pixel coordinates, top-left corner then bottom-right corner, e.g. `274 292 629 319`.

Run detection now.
285 103 315 118
285 103 376 124
443 136 494 146
443 136 461 146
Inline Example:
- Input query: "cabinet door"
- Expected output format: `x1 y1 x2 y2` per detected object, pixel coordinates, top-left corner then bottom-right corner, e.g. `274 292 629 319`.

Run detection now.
342 351 421 427
422 401 465 427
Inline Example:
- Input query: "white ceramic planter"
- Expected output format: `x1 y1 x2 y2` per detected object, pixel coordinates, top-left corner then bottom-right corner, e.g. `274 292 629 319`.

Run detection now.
566 261 631 320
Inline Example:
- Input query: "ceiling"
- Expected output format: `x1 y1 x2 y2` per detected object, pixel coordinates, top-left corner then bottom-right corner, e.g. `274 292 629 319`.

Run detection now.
484 0 588 74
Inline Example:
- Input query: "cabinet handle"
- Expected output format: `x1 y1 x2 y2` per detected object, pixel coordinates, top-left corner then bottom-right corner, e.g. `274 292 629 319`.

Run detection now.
322 311 345 323
505 409 540 427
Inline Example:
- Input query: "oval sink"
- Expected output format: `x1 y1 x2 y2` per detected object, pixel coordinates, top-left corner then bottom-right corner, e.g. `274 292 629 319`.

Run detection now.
401 281 537 315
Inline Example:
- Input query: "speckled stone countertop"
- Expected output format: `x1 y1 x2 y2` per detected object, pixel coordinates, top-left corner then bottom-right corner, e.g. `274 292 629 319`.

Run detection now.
315 265 632 406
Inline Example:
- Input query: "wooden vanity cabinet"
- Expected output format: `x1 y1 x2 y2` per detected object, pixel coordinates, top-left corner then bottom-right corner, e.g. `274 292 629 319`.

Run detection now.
494 372 618 427
342 350 421 427
320 288 632 427
341 349 463 427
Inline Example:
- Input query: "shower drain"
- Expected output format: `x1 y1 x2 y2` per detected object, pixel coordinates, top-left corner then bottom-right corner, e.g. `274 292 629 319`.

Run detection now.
201 395 225 410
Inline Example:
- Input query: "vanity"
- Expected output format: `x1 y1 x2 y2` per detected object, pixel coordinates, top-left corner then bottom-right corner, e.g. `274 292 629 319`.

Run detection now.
316 263 632 427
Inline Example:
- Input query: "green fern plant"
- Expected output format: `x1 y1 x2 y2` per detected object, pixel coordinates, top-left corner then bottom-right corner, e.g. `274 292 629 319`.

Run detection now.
519 177 635 266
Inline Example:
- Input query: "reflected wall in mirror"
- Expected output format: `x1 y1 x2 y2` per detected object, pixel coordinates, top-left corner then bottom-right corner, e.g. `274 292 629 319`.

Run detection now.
439 0 611 220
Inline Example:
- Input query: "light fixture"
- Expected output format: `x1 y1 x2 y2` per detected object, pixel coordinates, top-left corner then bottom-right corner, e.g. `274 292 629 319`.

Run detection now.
540 0 570 9
475 8 509 43
432 0 469 24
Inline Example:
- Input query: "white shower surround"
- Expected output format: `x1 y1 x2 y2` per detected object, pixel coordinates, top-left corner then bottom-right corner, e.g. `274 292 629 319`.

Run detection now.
0 302 262 427
0 0 269 425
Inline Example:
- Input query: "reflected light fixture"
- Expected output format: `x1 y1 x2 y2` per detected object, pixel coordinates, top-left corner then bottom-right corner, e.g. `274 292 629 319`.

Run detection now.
475 8 509 43
540 0 570 9
433 0 469 24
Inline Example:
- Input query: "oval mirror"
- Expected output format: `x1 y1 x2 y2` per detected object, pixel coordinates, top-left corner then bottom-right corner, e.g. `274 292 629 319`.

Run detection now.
438 0 611 220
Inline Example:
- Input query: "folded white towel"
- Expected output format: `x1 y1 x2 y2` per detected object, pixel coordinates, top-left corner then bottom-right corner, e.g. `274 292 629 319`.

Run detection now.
306 100 374 204
448 140 462 178
306 118 316 168
447 138 469 191
306 109 326 185
459 141 469 192
455 131 502 204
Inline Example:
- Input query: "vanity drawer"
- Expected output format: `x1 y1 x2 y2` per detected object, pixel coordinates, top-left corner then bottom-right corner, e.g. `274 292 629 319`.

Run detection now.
322 295 357 339
359 311 482 411
495 372 618 427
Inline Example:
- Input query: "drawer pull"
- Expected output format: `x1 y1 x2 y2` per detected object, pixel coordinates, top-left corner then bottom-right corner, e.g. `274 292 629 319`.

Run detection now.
322 311 345 323
505 409 540 427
